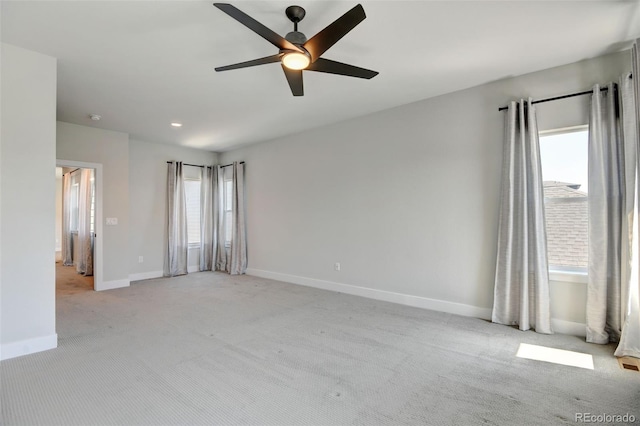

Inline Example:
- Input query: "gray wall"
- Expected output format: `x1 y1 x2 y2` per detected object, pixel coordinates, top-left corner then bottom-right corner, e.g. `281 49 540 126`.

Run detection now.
1 43 57 359
57 122 130 284
220 50 631 328
129 138 218 277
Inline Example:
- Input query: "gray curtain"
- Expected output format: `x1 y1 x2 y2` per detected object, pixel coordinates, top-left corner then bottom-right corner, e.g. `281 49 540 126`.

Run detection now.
615 42 640 358
216 162 247 274
229 162 247 275
61 172 73 266
76 169 94 276
164 161 188 277
586 83 626 344
199 165 221 271
617 74 638 350
492 99 552 334
215 166 227 272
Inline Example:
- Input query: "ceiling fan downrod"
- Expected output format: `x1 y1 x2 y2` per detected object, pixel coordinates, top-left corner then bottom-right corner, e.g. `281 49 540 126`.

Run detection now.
285 5 307 45
285 5 305 31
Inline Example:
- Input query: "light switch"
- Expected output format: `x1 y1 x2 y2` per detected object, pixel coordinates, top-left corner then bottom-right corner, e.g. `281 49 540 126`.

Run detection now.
106 217 118 226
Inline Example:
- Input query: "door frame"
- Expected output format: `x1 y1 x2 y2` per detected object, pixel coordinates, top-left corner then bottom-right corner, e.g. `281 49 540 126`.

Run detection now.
56 159 103 291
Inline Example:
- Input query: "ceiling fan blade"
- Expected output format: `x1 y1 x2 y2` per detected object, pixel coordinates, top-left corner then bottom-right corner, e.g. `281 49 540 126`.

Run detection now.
281 65 304 96
215 54 282 72
303 4 366 62
306 58 378 79
213 3 302 52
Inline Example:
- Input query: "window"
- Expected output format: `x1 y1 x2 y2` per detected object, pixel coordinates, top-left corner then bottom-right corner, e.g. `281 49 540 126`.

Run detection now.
70 181 79 232
224 179 233 245
184 179 201 246
183 172 232 248
539 128 589 272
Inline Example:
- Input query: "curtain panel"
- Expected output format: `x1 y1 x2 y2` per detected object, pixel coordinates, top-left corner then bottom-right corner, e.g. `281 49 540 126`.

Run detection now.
586 76 640 350
586 82 624 344
164 161 188 277
200 165 221 271
492 99 552 334
215 162 247 275
614 42 640 358
61 172 73 266
215 166 227 272
76 169 94 276
587 71 640 359
229 162 247 275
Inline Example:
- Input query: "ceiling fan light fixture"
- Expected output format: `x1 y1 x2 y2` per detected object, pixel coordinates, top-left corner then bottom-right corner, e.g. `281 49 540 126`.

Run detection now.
212 3 378 96
282 51 310 70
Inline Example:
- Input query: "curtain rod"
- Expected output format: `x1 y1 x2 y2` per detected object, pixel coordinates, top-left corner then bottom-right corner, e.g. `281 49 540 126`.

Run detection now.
220 162 245 168
166 161 245 168
166 162 203 168
497 73 633 112
498 86 613 111
62 167 80 176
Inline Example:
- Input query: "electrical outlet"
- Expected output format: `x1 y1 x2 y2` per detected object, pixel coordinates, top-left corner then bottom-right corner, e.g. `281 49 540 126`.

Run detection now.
334 262 341 271
138 256 144 263
106 217 118 226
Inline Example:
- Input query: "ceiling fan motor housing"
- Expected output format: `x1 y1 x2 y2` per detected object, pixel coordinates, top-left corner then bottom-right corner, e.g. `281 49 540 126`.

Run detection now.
285 31 307 45
285 5 306 23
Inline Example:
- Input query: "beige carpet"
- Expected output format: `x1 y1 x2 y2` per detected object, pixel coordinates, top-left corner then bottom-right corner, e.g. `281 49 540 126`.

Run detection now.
1 272 639 425
56 261 93 296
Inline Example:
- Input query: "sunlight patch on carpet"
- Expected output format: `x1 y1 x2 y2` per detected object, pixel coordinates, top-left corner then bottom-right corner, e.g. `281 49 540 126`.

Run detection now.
516 343 594 370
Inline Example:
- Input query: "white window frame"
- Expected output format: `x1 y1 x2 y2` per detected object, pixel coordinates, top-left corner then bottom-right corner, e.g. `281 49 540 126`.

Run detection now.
549 269 588 284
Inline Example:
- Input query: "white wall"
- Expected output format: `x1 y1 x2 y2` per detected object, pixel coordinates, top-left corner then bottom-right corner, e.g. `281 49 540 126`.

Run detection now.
1 44 57 360
221 50 631 333
128 138 217 280
57 122 130 288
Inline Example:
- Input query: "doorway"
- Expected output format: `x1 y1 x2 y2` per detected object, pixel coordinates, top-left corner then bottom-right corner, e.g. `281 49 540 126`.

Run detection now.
56 160 103 291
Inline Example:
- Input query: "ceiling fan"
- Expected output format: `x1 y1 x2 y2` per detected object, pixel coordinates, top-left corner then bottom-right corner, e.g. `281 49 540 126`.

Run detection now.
213 3 379 96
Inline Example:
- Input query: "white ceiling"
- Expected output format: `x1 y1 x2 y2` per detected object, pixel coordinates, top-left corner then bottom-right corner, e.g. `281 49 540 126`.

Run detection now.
2 1 640 152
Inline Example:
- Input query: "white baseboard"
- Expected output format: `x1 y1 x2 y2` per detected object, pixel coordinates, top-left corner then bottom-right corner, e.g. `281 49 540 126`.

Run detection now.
128 267 199 282
1 334 58 361
246 268 588 337
246 268 493 320
96 278 130 291
552 318 586 337
129 270 163 282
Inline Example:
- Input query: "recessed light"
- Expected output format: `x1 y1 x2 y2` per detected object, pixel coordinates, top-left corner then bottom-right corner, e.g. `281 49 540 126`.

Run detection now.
171 122 182 128
89 114 101 121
